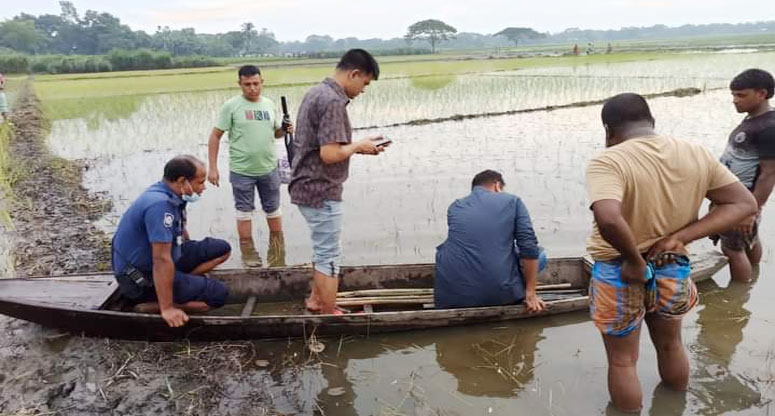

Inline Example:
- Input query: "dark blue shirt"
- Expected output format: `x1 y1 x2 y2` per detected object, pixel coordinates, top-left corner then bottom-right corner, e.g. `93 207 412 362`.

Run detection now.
435 187 540 308
112 181 185 275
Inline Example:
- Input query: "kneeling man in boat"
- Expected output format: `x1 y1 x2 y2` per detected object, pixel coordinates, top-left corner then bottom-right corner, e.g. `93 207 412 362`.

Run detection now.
434 170 547 312
112 155 231 327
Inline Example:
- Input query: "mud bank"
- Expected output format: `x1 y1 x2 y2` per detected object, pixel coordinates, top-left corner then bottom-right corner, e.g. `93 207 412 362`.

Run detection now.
0 85 326 416
4 83 111 276
0 315 330 415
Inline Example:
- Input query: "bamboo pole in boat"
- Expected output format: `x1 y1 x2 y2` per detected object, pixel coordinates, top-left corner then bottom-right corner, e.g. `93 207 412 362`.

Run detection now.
536 283 573 291
337 283 573 299
337 296 433 307
337 289 433 298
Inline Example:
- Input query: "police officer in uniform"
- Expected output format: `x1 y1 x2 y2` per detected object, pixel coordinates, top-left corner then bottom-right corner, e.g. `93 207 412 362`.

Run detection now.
112 155 231 327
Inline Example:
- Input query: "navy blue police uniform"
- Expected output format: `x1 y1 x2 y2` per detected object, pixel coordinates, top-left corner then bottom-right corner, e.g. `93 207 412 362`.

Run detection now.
111 181 230 307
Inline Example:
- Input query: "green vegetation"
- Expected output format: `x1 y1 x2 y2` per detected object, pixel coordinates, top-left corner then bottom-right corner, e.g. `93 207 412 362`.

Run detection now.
0 50 221 74
35 52 676 102
0 54 29 73
410 75 457 91
31 50 692 125
0 122 14 229
0 77 23 231
106 49 218 71
0 117 13 276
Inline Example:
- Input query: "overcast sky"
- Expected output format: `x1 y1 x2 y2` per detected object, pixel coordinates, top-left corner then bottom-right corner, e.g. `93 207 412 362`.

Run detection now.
2 0 769 41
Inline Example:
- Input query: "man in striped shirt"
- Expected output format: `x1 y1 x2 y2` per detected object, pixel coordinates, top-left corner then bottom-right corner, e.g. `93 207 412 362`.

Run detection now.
289 49 389 315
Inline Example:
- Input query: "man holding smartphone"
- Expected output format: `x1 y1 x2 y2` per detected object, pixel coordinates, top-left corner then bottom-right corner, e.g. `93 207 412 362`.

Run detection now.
289 49 387 315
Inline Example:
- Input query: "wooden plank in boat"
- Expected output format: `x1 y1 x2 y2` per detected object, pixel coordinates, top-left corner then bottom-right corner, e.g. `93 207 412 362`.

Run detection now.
0 275 117 310
241 296 257 317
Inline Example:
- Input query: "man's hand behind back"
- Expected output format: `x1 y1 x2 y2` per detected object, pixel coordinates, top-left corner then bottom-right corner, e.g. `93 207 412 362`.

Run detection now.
647 236 687 266
620 256 648 284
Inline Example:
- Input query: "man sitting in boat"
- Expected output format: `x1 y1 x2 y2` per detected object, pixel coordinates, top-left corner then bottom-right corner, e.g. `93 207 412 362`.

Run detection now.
434 170 547 312
112 155 231 328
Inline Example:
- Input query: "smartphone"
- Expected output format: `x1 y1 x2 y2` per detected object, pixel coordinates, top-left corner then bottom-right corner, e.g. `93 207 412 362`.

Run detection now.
373 136 392 147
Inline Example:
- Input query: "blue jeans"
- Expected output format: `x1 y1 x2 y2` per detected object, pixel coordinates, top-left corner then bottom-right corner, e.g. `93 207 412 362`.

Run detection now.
298 200 343 277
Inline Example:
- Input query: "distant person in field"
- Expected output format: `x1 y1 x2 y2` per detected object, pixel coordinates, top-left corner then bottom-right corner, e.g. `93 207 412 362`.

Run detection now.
207 65 294 268
112 155 231 328
434 170 547 312
586 93 755 412
714 69 775 282
289 49 389 315
0 73 8 121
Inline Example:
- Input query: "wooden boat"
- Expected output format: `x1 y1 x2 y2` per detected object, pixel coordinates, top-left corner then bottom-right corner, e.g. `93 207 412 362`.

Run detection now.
0 252 727 341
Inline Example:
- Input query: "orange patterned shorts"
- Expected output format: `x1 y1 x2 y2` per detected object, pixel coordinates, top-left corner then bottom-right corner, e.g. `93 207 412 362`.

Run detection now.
589 255 697 337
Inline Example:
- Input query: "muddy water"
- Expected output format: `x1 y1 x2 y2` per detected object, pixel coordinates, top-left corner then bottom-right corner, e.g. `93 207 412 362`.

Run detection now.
9 53 775 414
46 89 746 267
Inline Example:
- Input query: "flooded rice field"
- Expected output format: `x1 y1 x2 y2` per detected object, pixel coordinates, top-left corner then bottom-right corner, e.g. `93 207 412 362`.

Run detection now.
2 52 775 415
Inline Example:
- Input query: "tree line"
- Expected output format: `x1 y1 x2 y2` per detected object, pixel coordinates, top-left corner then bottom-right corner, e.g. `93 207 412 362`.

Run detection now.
3 2 774 59
1 1 774 74
0 2 281 57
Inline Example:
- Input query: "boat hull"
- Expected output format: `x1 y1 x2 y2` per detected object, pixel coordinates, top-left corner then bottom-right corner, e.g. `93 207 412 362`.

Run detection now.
0 252 727 341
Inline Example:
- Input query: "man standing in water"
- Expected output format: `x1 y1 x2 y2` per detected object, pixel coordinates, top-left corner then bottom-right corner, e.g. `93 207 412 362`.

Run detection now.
716 69 775 282
208 65 293 267
112 155 231 328
586 93 756 412
289 49 387 315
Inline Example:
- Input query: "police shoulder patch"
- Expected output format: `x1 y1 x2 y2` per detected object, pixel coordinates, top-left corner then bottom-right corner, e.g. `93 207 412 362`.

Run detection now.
163 212 175 228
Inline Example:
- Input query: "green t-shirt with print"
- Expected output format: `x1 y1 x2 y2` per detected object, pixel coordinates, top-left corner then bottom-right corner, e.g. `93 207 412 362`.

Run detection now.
216 95 281 177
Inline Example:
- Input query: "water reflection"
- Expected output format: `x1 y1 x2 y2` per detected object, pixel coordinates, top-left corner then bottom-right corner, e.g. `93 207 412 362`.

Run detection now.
647 383 688 416
691 275 763 415
44 94 146 128
308 313 591 415
435 323 542 397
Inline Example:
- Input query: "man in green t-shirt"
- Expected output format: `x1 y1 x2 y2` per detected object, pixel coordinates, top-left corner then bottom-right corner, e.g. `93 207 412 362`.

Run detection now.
207 65 293 267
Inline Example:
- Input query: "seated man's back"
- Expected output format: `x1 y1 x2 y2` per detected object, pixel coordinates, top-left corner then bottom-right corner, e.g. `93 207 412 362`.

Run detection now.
435 170 544 309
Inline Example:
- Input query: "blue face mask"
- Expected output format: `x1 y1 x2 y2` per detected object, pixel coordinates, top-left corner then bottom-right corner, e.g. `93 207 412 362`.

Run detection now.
182 180 202 203
182 192 201 203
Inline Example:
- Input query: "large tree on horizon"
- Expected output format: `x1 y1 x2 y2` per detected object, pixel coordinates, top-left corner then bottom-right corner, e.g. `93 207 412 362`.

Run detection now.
494 27 546 47
405 19 457 53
